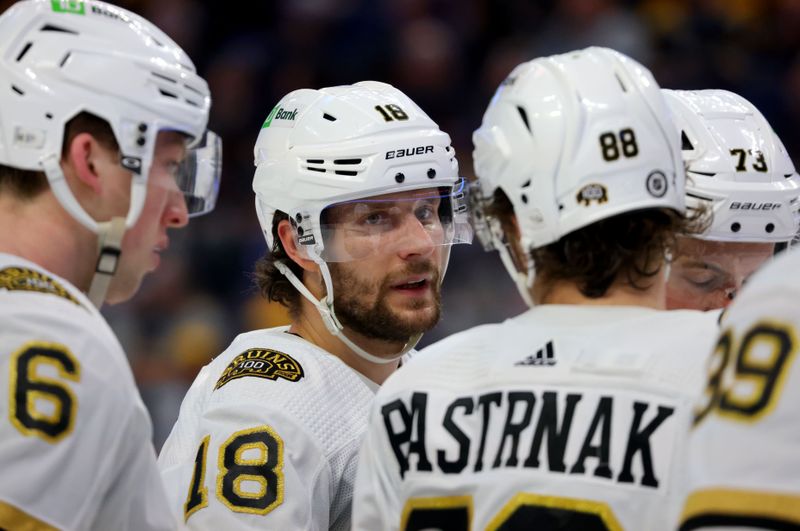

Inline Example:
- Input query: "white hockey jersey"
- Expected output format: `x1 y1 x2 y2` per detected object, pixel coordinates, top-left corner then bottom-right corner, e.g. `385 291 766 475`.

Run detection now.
0 253 173 531
680 248 800 530
158 327 378 530
353 305 719 531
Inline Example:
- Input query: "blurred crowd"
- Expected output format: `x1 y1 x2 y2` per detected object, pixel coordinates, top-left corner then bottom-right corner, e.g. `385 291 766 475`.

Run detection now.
3 0 797 448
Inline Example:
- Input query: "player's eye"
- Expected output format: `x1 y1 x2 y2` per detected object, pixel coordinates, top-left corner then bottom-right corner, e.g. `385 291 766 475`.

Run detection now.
681 269 726 291
415 204 436 223
360 210 390 227
166 161 182 178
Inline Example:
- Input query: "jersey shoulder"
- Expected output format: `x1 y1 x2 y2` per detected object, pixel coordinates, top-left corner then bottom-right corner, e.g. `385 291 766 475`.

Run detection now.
722 247 800 324
385 306 719 398
0 256 139 401
194 328 376 452
382 321 507 394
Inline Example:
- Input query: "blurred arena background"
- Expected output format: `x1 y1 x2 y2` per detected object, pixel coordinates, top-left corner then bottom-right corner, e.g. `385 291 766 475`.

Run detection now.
3 0 799 448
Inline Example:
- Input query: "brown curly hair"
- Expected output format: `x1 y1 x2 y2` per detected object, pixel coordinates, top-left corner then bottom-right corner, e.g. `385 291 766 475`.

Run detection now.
253 211 305 318
486 189 709 298
0 112 119 199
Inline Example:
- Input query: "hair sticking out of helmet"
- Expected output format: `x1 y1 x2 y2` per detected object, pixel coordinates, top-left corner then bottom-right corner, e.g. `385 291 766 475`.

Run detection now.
663 89 800 244
252 81 471 364
471 47 686 306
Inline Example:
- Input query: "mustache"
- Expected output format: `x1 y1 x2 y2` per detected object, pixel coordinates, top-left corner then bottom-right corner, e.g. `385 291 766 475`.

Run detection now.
384 260 441 286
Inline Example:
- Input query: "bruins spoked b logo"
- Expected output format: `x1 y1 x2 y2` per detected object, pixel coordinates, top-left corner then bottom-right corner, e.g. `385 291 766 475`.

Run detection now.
215 348 304 390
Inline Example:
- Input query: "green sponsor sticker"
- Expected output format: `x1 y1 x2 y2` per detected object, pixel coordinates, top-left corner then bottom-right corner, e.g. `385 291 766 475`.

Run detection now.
51 1 85 14
262 106 298 128
261 105 279 129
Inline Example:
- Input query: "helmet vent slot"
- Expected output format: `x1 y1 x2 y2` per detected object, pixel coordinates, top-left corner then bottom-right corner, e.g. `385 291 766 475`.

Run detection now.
516 106 531 133
16 42 32 62
522 180 531 188
59 52 71 68
40 24 77 35
687 191 713 202
159 88 178 99
184 83 204 96
689 170 716 177
152 72 177 84
323 113 337 122
614 72 627 92
11 85 24 96
681 131 694 151
185 99 200 107
304 158 364 176
786 174 796 179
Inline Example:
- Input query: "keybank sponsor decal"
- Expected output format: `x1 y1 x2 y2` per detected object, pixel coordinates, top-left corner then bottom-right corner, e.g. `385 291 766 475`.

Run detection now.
262 106 299 128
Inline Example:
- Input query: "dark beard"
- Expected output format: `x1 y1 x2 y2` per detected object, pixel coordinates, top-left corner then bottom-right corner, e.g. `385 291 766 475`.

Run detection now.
329 260 442 342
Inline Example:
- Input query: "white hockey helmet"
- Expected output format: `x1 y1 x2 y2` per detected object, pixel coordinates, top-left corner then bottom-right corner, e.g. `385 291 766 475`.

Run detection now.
253 81 470 363
0 0 220 229
663 89 800 243
471 46 683 305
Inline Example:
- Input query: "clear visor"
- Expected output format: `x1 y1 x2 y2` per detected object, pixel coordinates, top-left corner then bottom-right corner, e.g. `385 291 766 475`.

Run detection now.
666 236 775 311
176 130 222 217
302 178 472 262
467 180 499 252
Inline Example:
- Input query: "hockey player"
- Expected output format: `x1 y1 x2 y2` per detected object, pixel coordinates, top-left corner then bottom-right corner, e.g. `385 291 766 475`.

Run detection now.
158 81 471 530
663 89 800 311
679 247 800 529
0 1 220 530
352 47 719 531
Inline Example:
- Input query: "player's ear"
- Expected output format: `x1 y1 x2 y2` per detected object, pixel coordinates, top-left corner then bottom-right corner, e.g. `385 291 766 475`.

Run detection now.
63 132 117 195
278 219 319 274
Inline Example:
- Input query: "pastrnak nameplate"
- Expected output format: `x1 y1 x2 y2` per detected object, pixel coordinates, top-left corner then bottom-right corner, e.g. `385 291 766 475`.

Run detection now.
214 348 304 390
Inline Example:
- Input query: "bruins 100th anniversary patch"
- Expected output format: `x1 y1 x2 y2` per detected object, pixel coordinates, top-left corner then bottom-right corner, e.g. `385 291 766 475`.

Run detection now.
214 348 304 390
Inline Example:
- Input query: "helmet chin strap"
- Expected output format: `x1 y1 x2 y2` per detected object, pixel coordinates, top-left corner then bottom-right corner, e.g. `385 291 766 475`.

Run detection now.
87 217 126 307
497 244 535 308
663 250 673 282
42 154 127 308
274 260 418 365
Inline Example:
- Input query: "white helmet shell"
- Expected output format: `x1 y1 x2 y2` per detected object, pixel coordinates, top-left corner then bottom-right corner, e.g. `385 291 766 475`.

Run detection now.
253 80 461 257
252 81 465 365
473 46 684 253
0 0 211 229
663 89 800 242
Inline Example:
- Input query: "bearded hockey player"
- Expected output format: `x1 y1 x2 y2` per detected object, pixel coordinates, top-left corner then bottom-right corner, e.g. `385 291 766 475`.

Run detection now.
663 89 800 310
0 0 220 529
158 81 471 530
352 47 719 531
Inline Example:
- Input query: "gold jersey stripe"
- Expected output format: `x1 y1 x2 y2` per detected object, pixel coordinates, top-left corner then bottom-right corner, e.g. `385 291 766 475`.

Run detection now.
0 501 60 531
682 487 800 525
0 267 82 307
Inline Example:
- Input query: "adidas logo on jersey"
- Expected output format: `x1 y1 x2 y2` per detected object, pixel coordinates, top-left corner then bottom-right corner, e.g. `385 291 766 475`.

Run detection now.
515 341 556 366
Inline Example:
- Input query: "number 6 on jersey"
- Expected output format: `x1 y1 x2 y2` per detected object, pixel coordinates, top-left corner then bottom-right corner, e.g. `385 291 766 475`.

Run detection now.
184 425 284 522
